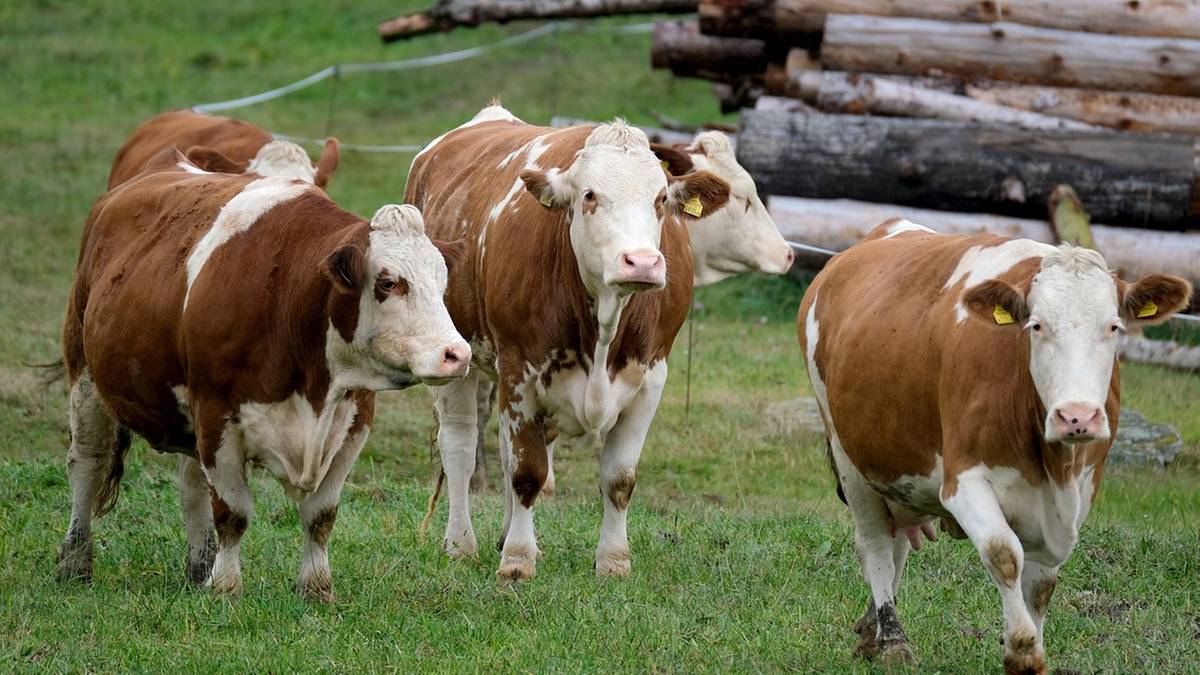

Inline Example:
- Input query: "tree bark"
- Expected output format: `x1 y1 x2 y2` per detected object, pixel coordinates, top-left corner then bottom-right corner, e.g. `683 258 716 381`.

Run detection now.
964 82 1200 136
1117 335 1200 372
380 0 697 41
789 70 1100 131
767 196 1200 290
738 111 1196 228
699 0 1200 40
821 14 1200 97
651 21 768 76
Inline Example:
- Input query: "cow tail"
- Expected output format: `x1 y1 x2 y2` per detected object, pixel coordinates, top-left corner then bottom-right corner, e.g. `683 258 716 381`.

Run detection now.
418 468 445 541
93 426 132 519
825 437 847 507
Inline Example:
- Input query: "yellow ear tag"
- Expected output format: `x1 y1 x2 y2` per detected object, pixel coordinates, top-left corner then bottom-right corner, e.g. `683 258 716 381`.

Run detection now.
683 196 703 217
1136 301 1158 318
993 304 1015 325
661 159 670 171
539 191 553 207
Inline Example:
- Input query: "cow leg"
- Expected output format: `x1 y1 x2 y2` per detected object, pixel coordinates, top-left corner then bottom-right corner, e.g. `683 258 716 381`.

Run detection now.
177 455 216 585
595 362 666 577
829 437 914 664
196 412 253 596
470 378 495 491
944 475 1044 675
58 370 121 583
294 423 369 603
496 384 546 582
435 372 480 558
1021 560 1058 644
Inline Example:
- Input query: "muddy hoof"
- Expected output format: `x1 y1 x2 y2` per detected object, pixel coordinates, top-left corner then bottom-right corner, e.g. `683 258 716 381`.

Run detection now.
297 578 335 604
185 534 217 586
57 539 93 584
879 640 915 666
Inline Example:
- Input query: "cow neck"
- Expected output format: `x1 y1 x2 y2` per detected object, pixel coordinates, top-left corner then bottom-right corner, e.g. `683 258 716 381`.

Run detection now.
583 290 630 430
272 218 367 489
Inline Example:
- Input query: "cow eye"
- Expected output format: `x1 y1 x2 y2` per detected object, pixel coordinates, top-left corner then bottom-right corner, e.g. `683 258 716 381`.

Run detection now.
1031 322 1042 333
583 189 596 202
377 278 396 292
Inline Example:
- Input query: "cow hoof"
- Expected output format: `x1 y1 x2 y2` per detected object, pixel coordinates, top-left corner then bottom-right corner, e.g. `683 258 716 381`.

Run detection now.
297 578 335 604
1003 629 1045 675
595 557 631 578
57 538 93 583
210 571 243 597
186 535 217 586
444 535 478 560
879 641 915 666
496 559 536 583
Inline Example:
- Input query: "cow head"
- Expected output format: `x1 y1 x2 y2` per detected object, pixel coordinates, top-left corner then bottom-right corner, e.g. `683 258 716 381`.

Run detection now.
324 204 470 388
652 132 793 286
521 121 730 296
964 246 1191 444
245 139 340 190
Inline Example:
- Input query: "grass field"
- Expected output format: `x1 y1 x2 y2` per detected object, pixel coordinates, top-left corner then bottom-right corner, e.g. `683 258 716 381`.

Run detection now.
2 1 1199 671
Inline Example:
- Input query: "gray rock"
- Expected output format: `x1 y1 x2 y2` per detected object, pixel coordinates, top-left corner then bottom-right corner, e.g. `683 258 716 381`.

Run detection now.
764 397 826 438
1107 409 1183 468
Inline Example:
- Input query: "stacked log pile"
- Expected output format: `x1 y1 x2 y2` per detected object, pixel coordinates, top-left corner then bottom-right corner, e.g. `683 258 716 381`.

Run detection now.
652 0 1200 236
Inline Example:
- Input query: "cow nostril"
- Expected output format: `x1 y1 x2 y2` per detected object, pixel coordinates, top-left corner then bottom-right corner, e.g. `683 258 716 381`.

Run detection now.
1071 417 1078 424
444 349 460 364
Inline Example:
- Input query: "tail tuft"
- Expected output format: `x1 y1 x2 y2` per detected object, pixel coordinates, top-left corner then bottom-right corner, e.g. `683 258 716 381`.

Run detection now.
93 427 132 519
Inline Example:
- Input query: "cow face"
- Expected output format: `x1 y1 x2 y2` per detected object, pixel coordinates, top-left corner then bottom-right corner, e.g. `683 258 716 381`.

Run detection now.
325 205 470 388
521 122 731 296
246 139 340 190
652 132 793 287
964 246 1191 444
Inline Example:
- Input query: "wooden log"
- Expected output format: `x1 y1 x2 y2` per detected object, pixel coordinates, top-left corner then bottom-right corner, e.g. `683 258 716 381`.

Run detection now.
790 70 1100 131
1117 335 1200 371
738 111 1196 228
651 21 767 76
699 0 1200 41
964 82 1200 135
767 196 1200 290
821 14 1200 97
379 0 696 41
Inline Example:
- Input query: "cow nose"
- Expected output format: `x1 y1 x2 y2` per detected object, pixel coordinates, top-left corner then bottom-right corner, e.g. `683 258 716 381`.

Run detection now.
1051 403 1104 441
783 247 795 269
439 343 471 377
616 250 666 288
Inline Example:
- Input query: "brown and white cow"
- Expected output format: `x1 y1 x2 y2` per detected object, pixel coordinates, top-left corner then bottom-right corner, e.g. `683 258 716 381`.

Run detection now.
798 219 1191 673
107 110 339 190
466 129 796 493
406 105 730 580
59 149 469 600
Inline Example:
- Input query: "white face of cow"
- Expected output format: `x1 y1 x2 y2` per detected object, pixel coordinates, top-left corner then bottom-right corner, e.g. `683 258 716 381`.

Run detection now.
327 205 470 388
521 122 732 297
965 245 1192 445
659 132 794 287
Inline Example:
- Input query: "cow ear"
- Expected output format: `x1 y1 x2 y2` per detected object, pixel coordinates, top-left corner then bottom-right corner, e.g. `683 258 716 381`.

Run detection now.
432 239 466 276
324 244 366 294
185 145 241 174
963 279 1030 327
1117 273 1192 326
666 170 730 220
521 168 567 209
651 143 693 176
315 138 340 190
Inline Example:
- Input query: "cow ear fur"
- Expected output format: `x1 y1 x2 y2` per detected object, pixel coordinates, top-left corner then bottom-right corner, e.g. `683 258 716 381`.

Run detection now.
962 279 1030 327
325 245 365 294
666 170 730 220
1116 273 1193 326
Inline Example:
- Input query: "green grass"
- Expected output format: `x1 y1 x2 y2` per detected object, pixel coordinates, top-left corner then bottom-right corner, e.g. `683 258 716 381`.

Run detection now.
2 1 1200 672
